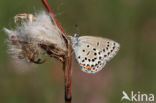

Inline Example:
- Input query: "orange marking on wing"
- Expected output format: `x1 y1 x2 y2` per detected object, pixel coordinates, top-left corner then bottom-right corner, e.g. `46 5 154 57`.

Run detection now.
86 65 91 70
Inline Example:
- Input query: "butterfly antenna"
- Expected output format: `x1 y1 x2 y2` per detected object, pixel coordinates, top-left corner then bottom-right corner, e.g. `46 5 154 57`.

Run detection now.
74 24 80 33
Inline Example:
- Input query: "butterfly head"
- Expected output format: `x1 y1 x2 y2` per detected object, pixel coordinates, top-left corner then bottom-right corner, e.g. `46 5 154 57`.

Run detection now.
74 33 79 38
69 33 80 49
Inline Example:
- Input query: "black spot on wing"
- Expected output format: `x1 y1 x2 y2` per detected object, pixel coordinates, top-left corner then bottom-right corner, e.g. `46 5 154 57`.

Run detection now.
97 42 99 46
87 51 90 55
103 49 105 52
93 48 96 51
78 56 80 59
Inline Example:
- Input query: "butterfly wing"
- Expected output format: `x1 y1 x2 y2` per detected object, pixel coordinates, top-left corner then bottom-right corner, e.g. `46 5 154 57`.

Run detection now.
72 36 120 73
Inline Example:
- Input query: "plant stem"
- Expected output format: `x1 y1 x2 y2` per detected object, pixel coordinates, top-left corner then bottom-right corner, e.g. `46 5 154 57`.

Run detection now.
41 0 68 41
64 44 72 103
41 0 72 103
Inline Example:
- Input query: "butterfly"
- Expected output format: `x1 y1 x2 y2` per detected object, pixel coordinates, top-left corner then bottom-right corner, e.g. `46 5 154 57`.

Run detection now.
70 34 120 73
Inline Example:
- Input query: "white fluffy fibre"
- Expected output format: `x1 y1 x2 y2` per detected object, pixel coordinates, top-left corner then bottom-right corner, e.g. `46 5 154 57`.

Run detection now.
4 11 67 65
16 11 67 51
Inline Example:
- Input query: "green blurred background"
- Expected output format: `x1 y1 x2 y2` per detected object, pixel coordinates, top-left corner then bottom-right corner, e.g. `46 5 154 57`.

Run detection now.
0 0 156 103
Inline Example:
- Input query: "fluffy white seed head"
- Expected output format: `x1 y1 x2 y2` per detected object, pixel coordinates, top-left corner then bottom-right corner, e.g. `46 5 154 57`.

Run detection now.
15 11 67 51
4 11 67 65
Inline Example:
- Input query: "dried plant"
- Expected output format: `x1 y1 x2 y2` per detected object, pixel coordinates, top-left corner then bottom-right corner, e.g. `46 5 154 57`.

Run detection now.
4 0 72 103
4 11 67 63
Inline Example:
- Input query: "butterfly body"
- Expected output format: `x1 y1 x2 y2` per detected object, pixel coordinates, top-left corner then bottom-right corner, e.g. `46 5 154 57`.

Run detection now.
70 34 120 73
